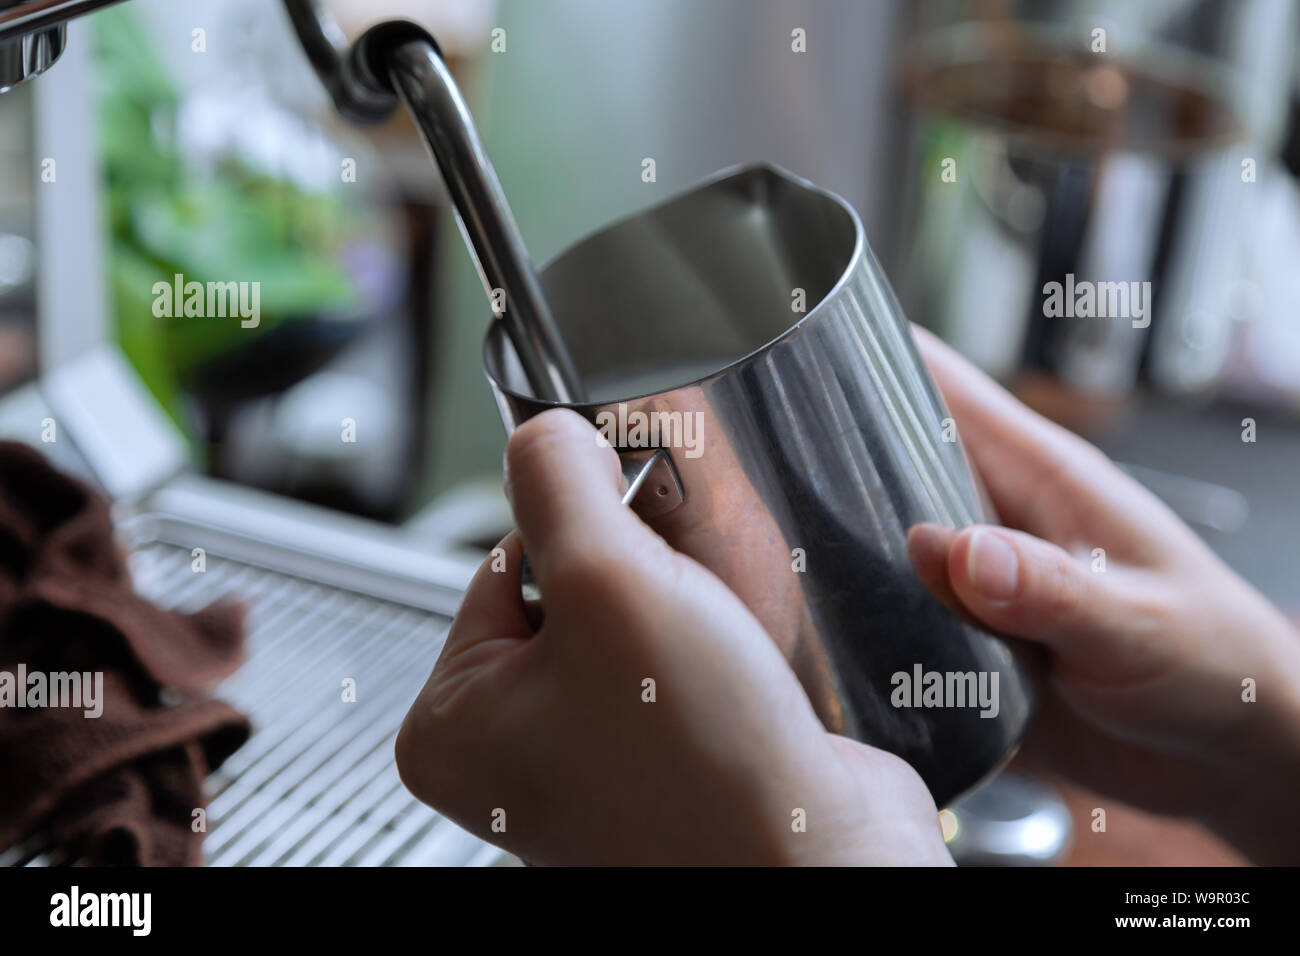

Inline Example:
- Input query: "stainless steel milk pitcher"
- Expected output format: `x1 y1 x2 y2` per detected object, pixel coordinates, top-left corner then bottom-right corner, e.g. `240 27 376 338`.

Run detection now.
485 164 1036 806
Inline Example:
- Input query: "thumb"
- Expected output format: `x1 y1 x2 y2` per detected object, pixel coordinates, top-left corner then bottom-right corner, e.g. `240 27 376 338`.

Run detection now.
944 526 1138 662
503 408 658 595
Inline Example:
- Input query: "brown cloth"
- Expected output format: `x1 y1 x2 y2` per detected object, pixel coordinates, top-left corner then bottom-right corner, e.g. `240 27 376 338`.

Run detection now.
0 441 250 865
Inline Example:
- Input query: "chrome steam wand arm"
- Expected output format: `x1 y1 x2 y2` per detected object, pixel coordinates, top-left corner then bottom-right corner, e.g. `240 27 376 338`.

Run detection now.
281 1 585 404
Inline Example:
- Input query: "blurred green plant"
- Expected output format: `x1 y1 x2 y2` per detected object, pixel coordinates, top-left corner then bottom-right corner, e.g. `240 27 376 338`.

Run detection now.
93 8 355 434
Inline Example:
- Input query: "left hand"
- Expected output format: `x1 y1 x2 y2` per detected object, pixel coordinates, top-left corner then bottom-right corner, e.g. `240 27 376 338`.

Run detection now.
396 409 952 865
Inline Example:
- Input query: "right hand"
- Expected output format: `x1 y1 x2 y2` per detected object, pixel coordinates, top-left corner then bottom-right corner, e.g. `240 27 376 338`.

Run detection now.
906 327 1300 864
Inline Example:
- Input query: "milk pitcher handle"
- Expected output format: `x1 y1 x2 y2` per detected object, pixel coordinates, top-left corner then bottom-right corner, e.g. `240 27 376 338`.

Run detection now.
519 448 683 628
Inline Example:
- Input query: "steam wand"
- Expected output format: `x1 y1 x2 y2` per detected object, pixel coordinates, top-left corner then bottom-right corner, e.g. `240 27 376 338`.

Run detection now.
282 0 586 404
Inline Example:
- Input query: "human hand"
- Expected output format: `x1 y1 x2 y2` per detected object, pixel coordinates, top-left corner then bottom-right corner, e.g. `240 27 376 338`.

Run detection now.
396 409 952 865
907 326 1300 864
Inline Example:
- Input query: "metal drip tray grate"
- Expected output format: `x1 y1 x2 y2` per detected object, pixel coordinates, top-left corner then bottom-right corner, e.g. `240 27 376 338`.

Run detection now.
2 538 500 867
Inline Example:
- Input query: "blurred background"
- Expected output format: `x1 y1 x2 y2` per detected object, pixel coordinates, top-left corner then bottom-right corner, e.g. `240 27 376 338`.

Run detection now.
0 0 1297 865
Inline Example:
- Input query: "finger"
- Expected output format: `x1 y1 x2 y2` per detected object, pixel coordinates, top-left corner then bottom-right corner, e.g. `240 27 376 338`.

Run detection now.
910 326 1154 540
503 408 653 595
909 522 1017 635
911 326 1105 513
440 531 532 658
906 523 961 612
944 525 1140 668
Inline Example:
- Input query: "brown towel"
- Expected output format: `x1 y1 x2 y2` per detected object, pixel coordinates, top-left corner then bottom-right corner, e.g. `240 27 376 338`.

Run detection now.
0 441 250 865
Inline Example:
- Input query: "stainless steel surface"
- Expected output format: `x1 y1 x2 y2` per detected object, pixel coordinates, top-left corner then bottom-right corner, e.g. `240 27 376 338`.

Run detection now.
0 0 71 92
0 22 61 93
128 471 479 614
385 36 583 404
618 448 685 519
0 0 128 93
944 772 1072 866
0 0 121 41
485 163 1037 806
279 0 397 123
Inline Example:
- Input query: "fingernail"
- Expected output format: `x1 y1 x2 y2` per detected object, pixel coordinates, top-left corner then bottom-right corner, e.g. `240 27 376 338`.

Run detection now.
967 529 1018 601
